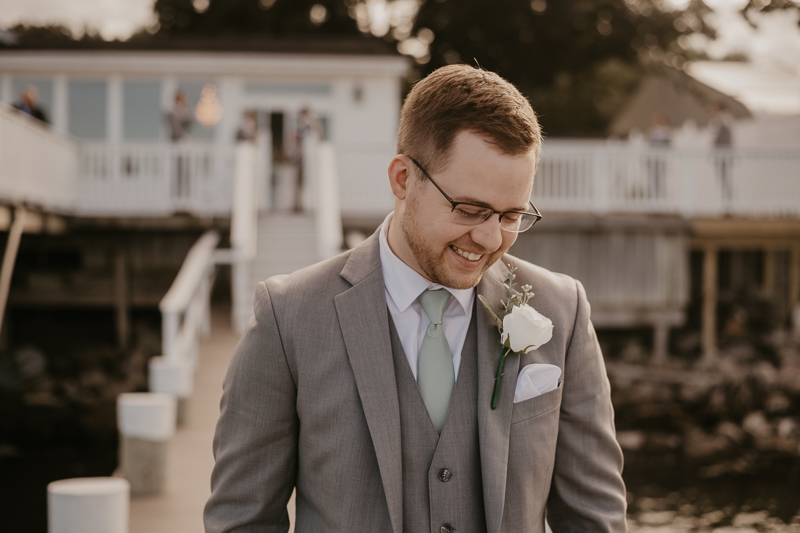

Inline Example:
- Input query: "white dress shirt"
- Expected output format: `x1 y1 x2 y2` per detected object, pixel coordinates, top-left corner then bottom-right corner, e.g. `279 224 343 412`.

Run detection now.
378 213 475 381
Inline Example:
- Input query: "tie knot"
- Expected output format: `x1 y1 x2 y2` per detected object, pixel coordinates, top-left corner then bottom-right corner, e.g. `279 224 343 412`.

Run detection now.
418 289 451 325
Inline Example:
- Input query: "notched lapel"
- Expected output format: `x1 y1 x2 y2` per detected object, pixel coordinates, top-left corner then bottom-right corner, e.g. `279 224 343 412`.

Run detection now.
334 234 403 533
477 260 520 533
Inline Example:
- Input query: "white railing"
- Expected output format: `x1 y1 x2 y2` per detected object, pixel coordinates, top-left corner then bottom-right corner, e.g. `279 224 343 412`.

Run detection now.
159 230 219 365
77 143 234 217
0 103 79 212
536 141 800 217
315 141 344 259
226 142 261 333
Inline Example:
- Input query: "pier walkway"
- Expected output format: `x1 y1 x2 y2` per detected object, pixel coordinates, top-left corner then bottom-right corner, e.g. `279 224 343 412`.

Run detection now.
128 305 296 533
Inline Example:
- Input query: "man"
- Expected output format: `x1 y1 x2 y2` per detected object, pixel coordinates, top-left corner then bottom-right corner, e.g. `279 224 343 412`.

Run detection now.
13 85 48 124
205 65 627 532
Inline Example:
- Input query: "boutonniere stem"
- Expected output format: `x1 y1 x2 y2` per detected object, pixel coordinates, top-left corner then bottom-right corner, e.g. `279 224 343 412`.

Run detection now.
492 347 512 410
479 262 554 410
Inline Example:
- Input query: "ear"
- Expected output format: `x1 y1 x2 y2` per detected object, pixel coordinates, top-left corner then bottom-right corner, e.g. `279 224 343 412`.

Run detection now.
387 155 413 200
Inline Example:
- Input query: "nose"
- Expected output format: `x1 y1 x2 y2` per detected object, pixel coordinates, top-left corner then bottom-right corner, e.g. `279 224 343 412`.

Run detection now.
469 213 505 253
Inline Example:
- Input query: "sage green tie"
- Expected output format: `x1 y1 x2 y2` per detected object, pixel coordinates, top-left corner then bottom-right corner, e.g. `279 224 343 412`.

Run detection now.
417 289 455 434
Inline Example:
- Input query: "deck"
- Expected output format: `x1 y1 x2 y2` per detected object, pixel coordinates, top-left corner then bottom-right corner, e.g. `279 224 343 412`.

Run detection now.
127 305 296 533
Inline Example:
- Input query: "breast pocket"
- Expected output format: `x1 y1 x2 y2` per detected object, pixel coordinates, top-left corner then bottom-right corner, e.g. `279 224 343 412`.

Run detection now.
511 382 563 425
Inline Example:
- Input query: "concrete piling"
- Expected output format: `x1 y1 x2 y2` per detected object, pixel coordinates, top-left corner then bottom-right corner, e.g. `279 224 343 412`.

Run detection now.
148 356 193 426
47 477 130 533
117 393 176 495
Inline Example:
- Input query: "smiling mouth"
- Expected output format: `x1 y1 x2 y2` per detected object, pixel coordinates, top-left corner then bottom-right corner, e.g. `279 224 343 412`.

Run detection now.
451 245 484 262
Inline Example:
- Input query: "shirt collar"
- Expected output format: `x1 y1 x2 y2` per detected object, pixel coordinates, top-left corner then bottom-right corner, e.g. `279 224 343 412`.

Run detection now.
378 212 474 314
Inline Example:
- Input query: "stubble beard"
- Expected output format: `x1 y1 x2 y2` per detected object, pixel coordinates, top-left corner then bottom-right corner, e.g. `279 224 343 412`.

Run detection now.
400 195 498 290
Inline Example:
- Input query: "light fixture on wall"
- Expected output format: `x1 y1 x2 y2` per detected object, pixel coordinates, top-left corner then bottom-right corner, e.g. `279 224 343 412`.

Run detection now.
195 84 223 128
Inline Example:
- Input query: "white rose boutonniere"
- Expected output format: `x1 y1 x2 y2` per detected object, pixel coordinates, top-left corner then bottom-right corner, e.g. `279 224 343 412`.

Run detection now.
501 304 553 353
479 262 554 409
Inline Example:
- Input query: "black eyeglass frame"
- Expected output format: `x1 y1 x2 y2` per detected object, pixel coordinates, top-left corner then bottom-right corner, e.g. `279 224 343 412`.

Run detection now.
406 156 543 233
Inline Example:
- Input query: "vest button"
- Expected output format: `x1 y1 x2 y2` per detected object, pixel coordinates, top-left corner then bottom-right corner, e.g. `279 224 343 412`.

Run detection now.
438 468 452 482
440 525 453 533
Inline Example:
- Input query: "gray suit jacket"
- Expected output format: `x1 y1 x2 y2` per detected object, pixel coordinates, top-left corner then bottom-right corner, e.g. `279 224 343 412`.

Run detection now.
205 231 627 533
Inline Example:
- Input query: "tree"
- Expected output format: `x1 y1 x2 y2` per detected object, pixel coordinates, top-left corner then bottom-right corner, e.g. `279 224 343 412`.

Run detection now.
407 0 712 136
150 0 363 37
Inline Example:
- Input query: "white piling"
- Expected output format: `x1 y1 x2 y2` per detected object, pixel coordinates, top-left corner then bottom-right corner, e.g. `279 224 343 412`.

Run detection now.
47 477 129 533
117 393 176 495
149 356 193 426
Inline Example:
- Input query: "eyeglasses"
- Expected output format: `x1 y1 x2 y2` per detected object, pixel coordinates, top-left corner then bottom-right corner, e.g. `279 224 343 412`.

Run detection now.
407 156 542 233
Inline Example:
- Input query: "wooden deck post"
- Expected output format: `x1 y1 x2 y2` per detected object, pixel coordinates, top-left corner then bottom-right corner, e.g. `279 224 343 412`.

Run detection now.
791 245 800 335
701 246 718 365
114 248 129 350
763 248 775 295
652 321 670 366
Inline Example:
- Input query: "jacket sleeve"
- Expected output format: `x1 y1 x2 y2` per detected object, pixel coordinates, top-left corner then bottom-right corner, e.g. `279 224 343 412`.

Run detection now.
204 281 298 533
547 280 628 532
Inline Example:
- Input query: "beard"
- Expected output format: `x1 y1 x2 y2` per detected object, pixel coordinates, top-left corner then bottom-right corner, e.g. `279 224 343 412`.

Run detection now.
399 193 499 290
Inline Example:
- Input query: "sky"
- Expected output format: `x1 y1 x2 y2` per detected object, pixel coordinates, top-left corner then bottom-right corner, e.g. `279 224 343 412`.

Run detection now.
0 0 799 71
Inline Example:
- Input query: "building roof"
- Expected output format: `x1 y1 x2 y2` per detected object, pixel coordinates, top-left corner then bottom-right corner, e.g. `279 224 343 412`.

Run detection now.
608 66 751 137
687 61 800 116
0 32 401 57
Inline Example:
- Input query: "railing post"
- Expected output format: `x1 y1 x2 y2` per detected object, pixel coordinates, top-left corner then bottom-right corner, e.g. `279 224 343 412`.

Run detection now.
162 311 179 361
315 141 343 260
593 148 610 215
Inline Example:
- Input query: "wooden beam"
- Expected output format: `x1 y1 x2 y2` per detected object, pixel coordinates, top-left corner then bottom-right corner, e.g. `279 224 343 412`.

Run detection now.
763 248 775 295
701 246 718 365
115 248 129 350
651 321 670 366
0 206 26 338
791 245 800 332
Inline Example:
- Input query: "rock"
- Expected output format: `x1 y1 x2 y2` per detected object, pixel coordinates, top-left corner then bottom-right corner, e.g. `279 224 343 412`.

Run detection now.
649 432 682 450
777 364 800 394
765 393 791 414
617 430 646 451
751 361 778 387
742 412 772 439
638 511 677 525
732 511 770 527
680 382 711 403
14 346 47 379
777 418 798 439
717 421 745 443
621 340 648 363
684 426 729 458
698 510 726 527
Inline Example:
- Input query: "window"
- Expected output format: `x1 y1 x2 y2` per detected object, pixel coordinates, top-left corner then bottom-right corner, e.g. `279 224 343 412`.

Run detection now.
123 80 161 141
68 80 107 140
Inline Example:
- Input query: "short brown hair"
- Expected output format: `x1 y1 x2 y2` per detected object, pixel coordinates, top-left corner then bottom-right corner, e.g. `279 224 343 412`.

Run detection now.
397 65 542 175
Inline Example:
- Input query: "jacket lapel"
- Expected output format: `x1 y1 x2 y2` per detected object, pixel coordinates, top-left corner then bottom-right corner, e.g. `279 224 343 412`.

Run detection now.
334 232 403 533
477 259 520 533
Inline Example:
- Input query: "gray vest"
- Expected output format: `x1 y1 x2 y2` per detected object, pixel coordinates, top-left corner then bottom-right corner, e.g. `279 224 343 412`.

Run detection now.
389 307 487 533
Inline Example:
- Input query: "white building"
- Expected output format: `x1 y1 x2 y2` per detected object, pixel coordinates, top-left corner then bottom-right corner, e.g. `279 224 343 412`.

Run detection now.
0 41 408 219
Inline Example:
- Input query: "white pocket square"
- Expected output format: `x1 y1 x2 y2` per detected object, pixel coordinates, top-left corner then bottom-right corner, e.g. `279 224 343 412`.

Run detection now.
514 363 562 403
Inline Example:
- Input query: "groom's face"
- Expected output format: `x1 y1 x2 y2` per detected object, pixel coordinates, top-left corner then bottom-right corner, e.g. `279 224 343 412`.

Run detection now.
397 130 535 290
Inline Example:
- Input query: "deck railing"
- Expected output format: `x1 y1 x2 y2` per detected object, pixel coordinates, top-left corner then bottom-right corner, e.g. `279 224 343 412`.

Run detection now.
536 141 800 217
159 230 219 365
0 103 79 211
77 142 234 217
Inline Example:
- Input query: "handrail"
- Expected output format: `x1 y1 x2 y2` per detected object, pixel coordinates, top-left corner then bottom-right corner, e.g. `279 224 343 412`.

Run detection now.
159 230 219 361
